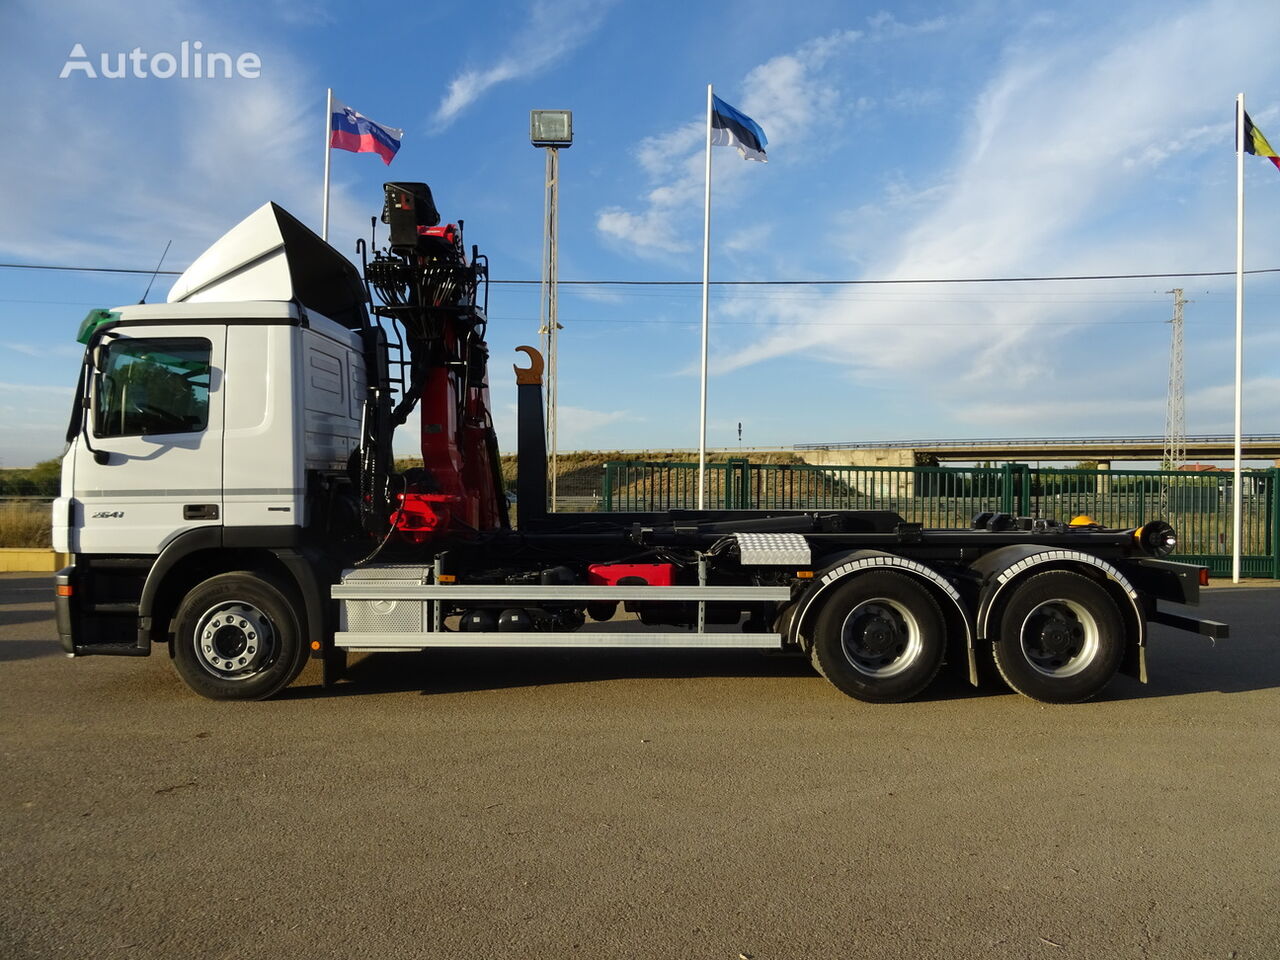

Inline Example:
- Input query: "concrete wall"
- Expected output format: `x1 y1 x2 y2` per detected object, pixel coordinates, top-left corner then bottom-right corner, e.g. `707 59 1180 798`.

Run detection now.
797 447 916 499
797 447 916 469
0 549 69 573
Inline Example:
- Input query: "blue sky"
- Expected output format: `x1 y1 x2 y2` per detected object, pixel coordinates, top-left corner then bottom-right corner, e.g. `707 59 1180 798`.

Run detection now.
2 0 1280 466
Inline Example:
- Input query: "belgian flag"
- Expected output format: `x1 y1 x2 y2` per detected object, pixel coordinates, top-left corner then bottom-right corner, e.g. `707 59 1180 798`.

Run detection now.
1244 111 1280 171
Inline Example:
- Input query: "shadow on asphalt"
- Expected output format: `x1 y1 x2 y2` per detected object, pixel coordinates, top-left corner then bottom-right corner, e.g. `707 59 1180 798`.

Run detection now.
283 647 1021 702
285 647 822 700
0 576 50 605
0 638 64 662
0 608 57 629
0 576 60 661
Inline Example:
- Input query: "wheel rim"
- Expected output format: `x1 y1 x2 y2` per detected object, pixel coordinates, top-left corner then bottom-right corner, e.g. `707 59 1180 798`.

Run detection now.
193 601 277 681
1018 598 1100 678
839 598 923 678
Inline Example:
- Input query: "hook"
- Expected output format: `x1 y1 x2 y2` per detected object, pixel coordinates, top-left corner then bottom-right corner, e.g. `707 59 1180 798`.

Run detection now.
513 345 544 385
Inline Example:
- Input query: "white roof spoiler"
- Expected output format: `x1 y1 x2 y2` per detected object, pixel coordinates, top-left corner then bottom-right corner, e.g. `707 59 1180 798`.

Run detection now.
167 202 367 329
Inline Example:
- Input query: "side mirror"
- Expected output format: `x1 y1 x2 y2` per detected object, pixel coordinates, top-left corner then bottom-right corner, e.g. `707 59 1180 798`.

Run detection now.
92 450 110 466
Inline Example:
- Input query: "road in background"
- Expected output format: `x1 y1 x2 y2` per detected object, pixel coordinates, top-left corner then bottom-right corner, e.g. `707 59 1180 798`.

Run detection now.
2 573 1277 959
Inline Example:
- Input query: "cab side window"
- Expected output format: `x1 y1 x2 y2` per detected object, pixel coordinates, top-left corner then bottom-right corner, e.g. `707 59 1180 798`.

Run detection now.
94 338 212 438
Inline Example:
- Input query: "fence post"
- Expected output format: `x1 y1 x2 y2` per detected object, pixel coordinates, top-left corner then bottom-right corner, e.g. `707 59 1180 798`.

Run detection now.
1271 467 1280 580
1001 463 1014 513
602 462 613 512
723 458 748 509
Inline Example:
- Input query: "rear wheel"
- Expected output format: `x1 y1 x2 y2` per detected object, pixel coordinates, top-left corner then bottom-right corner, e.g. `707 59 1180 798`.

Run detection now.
810 572 947 703
172 572 307 701
991 570 1125 703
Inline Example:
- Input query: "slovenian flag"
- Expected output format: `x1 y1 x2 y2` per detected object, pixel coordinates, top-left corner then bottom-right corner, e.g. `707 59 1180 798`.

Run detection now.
1244 111 1280 172
711 95 767 162
330 97 403 165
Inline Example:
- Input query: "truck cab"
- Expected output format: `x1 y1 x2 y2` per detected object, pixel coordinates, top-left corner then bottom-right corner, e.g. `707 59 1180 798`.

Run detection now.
54 203 371 694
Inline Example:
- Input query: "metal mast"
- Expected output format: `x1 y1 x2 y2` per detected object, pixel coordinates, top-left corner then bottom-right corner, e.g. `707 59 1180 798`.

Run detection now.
539 146 561 510
530 110 572 513
1162 288 1189 470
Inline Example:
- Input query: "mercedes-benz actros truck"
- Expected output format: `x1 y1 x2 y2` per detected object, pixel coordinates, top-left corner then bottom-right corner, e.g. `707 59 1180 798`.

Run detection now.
52 183 1226 703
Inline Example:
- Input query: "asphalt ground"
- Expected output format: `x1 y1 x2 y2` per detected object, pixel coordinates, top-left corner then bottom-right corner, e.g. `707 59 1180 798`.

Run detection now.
1 572 1277 960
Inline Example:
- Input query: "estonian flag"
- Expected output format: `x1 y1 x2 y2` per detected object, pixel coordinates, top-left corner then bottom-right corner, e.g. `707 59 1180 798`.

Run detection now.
711 95 767 162
330 97 404 165
1244 111 1280 172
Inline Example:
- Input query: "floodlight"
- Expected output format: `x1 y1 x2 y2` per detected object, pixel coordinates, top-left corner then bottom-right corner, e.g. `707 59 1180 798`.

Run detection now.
530 110 573 148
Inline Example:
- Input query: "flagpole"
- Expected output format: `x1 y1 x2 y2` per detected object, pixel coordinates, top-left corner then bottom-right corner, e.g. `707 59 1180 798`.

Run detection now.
698 83 713 510
1233 93 1245 583
322 87 333 242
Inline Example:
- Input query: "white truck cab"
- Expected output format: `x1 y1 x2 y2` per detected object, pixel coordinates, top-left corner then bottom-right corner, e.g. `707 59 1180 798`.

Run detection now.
55 203 372 691
56 300 364 556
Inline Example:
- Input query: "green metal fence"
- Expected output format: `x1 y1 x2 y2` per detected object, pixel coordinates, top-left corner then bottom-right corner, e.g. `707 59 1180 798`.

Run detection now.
600 460 1280 578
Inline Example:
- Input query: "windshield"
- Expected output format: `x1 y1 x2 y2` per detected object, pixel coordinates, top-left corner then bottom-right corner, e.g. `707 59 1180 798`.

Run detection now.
93 337 212 438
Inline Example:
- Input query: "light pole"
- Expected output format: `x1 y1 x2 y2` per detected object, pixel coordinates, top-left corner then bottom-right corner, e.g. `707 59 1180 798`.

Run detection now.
530 109 572 512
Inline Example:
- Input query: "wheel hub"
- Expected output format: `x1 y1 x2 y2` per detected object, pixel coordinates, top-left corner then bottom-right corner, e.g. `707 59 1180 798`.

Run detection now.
1029 612 1084 659
1019 599 1100 678
840 599 922 678
194 602 274 679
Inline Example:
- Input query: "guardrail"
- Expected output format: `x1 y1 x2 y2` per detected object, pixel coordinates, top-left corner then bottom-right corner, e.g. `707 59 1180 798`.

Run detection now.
794 434 1280 451
599 460 1280 578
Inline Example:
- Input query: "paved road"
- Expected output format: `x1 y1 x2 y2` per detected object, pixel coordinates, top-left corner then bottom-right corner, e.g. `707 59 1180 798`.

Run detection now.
2 573 1277 959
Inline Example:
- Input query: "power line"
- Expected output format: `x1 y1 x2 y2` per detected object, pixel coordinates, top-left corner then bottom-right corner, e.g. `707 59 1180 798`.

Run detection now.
488 314 1178 328
494 268 1280 286
2 260 1279 286
0 262 183 276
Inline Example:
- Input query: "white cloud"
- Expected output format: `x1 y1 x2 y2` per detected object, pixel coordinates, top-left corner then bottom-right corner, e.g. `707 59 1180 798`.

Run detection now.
739 30 862 144
595 29 861 261
951 376 1280 435
431 0 616 129
713 0 1280 396
865 11 949 38
0 0 370 271
489 401 637 455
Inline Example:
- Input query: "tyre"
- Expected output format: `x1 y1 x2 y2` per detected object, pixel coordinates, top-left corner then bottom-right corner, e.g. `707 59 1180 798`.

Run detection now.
810 572 947 703
991 570 1125 704
171 571 308 701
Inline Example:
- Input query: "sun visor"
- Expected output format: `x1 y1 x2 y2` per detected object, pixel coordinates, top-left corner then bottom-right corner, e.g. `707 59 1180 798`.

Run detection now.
167 202 367 329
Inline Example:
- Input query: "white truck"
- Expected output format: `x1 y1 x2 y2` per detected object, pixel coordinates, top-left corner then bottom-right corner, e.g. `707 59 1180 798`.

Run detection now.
53 184 1227 703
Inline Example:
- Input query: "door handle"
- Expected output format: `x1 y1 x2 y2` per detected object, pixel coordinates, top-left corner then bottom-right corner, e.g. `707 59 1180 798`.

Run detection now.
183 504 219 520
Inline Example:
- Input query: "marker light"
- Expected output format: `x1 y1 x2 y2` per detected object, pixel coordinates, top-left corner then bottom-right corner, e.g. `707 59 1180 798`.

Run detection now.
1135 521 1178 556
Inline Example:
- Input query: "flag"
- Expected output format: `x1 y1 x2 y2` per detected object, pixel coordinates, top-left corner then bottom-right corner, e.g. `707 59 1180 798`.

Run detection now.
711 95 767 162
1243 111 1280 171
330 97 403 165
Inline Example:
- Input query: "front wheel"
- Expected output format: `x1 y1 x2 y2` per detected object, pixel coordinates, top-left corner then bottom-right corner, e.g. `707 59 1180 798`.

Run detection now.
991 570 1125 704
810 572 947 703
171 572 308 700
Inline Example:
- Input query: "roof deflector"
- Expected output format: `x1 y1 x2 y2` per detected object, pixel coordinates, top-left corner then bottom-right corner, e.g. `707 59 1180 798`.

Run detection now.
167 202 368 330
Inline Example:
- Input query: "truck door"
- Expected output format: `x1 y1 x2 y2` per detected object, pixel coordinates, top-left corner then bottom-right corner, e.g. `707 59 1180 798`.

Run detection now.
73 327 225 555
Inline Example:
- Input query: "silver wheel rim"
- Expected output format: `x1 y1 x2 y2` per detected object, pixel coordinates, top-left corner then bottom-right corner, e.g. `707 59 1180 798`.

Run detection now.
1018 598 1100 678
839 598 923 678
193 601 276 680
